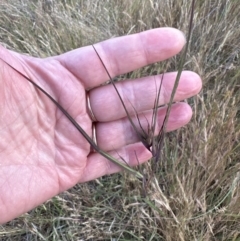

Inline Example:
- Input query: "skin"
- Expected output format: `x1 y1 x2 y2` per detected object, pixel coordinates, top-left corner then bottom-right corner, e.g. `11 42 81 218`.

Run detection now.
0 27 202 224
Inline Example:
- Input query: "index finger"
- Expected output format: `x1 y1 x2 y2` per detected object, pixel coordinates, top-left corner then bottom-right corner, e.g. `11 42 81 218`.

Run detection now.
56 27 186 89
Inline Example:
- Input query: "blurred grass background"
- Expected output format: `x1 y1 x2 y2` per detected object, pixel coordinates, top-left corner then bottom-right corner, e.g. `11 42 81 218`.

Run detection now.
1 0 240 240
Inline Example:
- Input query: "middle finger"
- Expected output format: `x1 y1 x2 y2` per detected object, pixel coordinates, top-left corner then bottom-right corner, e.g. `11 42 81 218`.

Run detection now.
88 71 201 122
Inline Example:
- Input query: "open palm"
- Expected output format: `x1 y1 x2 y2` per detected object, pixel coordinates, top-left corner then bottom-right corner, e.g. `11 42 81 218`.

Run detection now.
0 28 201 223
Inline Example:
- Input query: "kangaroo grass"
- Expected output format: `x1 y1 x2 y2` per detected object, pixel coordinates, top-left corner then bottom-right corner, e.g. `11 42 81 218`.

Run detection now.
0 0 194 193
0 0 195 205
0 0 195 188
92 0 195 164
2 0 240 239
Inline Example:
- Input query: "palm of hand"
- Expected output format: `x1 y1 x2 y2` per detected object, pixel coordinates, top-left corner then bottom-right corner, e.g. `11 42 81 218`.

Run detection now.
0 50 93 221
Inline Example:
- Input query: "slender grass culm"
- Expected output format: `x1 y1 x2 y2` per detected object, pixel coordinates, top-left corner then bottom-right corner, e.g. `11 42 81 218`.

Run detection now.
0 58 144 180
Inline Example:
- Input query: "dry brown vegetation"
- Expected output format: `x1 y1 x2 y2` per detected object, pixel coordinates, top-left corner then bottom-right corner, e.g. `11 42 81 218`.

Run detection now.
1 0 240 240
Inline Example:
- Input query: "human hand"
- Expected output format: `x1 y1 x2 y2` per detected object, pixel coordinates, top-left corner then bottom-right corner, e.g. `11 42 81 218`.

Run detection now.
0 28 201 223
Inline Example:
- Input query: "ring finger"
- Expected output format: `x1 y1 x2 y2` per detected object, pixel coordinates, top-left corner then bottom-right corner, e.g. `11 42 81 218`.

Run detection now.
95 102 192 151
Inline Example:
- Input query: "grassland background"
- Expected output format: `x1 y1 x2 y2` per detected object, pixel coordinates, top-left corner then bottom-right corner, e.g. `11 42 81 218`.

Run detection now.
0 0 240 240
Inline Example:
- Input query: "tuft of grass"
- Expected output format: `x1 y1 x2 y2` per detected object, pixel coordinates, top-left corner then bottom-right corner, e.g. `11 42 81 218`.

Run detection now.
1 0 240 240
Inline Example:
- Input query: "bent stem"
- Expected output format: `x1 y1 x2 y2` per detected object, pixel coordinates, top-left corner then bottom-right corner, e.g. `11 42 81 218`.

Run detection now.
0 58 144 180
92 45 153 151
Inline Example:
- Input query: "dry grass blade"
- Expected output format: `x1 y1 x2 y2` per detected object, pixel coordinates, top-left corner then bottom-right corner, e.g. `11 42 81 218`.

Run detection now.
0 57 143 179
